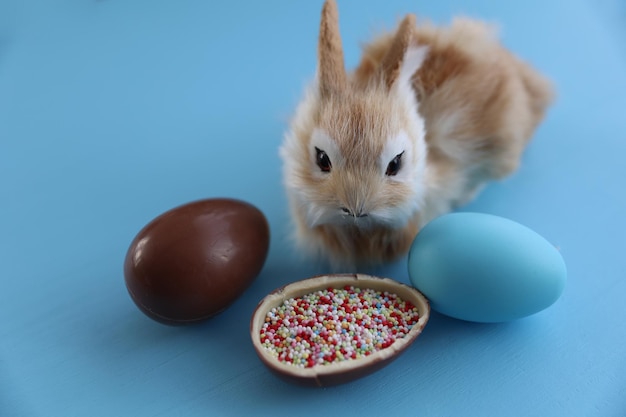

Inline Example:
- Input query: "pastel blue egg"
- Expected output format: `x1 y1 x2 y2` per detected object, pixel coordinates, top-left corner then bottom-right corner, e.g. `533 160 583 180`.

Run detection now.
408 213 566 323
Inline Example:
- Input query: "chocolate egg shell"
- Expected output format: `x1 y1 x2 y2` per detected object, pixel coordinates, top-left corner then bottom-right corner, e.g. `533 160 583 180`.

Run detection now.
124 198 270 325
250 274 430 387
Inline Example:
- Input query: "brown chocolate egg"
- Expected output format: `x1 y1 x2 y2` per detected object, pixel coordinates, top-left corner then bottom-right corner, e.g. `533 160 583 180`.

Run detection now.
124 198 270 325
250 274 430 387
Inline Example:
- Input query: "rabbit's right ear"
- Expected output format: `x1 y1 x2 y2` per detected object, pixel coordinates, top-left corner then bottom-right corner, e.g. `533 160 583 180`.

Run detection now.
318 0 347 98
381 14 428 90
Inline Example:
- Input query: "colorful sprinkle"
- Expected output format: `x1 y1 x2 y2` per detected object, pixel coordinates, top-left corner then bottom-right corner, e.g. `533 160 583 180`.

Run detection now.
259 286 420 368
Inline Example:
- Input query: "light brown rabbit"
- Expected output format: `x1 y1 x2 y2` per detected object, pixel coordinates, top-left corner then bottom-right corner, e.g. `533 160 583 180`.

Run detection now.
280 0 553 269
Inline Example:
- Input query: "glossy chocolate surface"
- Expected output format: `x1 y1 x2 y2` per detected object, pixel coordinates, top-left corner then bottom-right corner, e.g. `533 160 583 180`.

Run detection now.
124 198 270 325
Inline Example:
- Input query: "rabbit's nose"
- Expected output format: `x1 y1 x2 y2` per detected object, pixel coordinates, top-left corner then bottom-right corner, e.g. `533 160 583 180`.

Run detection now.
341 207 368 218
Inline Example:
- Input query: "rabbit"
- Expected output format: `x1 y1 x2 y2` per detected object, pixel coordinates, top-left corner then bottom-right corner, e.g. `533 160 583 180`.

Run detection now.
280 0 553 269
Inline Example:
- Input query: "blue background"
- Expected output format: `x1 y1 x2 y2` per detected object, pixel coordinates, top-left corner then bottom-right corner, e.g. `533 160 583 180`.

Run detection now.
1 0 625 416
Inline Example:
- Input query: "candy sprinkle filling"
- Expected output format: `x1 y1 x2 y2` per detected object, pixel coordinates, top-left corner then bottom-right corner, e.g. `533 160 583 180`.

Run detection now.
259 286 420 368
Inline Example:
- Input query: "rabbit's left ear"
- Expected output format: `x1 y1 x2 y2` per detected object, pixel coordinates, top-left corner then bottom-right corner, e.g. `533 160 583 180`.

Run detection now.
318 0 347 98
381 14 428 89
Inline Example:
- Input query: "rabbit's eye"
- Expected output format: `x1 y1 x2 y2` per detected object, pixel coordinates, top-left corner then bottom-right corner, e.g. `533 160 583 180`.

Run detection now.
315 147 332 172
385 152 404 176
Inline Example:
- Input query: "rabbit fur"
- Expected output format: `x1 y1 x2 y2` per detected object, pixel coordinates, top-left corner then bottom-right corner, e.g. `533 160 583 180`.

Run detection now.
280 0 553 269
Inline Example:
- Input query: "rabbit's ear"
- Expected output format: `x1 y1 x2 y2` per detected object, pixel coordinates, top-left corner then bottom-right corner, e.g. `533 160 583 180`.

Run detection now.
381 14 428 89
318 0 347 97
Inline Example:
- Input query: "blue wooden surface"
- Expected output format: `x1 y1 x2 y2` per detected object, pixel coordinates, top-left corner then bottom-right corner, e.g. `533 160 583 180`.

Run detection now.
1 1 625 416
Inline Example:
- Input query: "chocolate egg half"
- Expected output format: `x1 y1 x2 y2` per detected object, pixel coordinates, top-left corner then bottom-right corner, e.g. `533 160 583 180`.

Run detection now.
250 274 430 387
124 198 270 325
